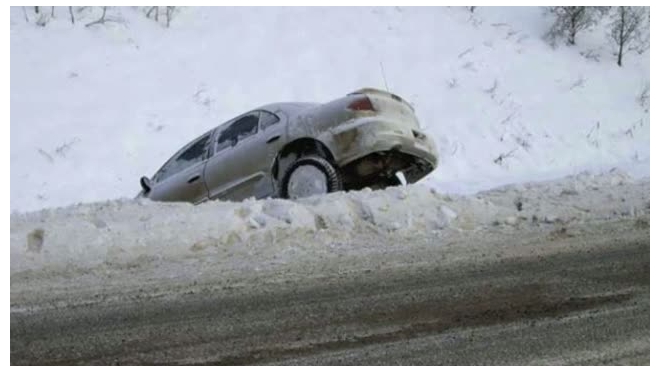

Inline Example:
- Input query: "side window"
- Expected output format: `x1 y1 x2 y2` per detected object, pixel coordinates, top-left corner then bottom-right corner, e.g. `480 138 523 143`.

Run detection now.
216 113 259 152
216 126 234 152
259 111 280 130
156 132 211 182
233 114 259 141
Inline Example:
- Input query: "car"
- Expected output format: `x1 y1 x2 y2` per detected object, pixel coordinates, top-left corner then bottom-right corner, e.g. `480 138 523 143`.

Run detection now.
138 88 438 203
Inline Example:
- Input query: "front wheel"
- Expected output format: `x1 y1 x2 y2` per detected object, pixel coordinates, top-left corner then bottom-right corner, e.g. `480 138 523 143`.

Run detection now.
279 156 342 199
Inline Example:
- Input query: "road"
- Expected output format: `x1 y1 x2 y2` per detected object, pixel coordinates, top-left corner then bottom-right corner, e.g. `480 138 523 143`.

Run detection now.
10 218 649 365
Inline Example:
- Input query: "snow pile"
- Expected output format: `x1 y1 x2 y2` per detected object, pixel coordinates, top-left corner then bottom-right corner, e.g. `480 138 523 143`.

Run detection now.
10 171 649 275
10 184 457 274
452 168 649 229
10 6 649 212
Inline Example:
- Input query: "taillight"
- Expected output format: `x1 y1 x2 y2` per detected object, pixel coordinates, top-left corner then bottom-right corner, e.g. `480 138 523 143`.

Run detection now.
347 97 375 111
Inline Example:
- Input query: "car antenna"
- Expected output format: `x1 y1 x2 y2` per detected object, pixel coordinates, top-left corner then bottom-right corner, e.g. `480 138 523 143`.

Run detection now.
379 61 390 92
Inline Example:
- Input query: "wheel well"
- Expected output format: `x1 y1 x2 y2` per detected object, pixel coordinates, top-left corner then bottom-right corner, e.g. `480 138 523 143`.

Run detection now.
272 138 335 180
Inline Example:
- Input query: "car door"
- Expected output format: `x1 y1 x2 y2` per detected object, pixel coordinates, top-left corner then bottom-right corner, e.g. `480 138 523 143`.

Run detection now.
204 110 284 201
148 131 212 203
251 110 286 198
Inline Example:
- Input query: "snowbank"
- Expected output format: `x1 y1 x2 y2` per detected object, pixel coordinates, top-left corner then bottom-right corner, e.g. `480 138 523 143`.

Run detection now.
10 170 649 275
10 184 455 274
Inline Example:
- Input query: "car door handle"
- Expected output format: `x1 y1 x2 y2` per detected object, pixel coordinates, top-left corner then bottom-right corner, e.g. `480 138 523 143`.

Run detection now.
266 135 280 144
187 175 201 184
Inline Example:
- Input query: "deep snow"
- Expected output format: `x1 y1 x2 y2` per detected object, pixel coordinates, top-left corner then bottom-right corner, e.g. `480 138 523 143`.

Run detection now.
10 6 650 212
10 170 649 276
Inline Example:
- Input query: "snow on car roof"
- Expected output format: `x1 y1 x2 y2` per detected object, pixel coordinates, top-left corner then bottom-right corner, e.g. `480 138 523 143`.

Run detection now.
257 102 319 116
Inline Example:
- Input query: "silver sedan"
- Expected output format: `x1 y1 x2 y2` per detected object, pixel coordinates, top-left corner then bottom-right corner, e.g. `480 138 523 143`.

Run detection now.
138 88 438 203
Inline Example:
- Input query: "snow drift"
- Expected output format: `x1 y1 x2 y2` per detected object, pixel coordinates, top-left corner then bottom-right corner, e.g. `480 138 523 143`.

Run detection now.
10 170 649 276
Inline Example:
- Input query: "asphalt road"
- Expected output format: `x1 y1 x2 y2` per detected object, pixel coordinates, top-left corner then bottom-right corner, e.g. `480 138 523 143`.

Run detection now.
10 221 649 365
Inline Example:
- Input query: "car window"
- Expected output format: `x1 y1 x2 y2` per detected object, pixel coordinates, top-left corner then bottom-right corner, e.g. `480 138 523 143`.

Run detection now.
216 126 234 152
156 131 211 182
234 114 258 141
259 111 280 130
216 113 259 152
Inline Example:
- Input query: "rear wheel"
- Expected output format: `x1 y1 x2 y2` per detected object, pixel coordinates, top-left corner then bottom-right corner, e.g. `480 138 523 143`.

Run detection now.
279 156 342 199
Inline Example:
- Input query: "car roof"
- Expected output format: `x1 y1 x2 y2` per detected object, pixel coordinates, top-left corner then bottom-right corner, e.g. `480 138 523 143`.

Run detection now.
256 102 319 117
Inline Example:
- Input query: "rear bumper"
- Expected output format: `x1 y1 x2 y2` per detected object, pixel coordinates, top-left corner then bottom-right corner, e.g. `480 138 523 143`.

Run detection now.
372 132 439 169
332 119 439 170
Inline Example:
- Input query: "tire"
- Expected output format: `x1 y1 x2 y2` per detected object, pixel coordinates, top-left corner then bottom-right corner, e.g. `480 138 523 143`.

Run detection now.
279 156 342 199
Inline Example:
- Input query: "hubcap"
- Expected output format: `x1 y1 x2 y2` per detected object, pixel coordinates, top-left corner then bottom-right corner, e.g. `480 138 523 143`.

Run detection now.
287 165 328 199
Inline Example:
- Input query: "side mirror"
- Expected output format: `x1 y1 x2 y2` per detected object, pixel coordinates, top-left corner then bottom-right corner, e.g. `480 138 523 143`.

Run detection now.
140 176 152 194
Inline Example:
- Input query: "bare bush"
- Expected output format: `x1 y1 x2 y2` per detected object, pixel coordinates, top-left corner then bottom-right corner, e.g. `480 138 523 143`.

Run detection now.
637 83 650 112
505 29 519 40
515 136 531 151
494 148 517 166
54 138 81 158
580 49 601 62
37 148 54 163
458 47 473 59
484 79 498 98
166 6 175 27
569 76 586 90
499 111 516 126
145 6 176 27
146 6 158 21
544 7 609 46
633 8 650 55
35 13 49 27
586 121 600 148
85 6 108 27
609 6 647 67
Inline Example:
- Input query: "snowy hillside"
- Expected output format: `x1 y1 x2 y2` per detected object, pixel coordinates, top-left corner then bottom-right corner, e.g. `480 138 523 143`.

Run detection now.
10 6 650 212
